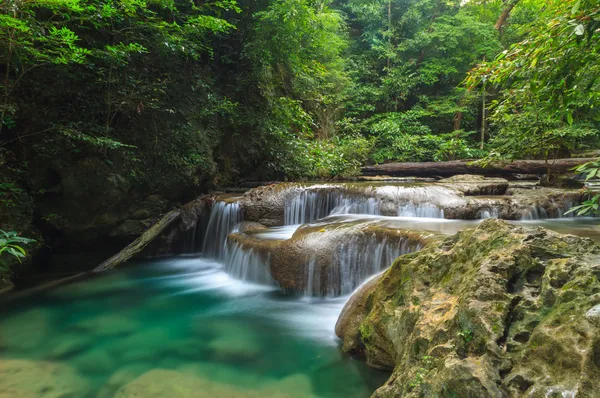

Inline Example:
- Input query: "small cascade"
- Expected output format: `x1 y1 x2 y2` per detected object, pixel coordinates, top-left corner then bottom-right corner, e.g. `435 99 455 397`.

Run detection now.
556 199 575 218
478 208 500 219
201 202 243 259
285 190 381 224
397 203 444 218
330 197 381 216
284 188 447 224
285 191 339 224
223 241 277 286
305 234 422 297
521 206 549 220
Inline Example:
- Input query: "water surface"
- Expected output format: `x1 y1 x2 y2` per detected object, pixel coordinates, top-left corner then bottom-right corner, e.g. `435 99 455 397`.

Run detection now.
0 258 387 397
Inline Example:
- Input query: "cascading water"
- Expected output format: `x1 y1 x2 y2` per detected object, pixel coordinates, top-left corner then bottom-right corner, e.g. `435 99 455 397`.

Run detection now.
305 234 422 297
223 241 277 286
397 203 444 218
201 201 243 259
284 187 447 225
478 208 500 219
284 190 381 224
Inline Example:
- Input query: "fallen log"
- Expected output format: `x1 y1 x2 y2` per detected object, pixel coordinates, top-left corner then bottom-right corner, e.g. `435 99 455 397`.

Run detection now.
361 158 595 178
94 209 181 272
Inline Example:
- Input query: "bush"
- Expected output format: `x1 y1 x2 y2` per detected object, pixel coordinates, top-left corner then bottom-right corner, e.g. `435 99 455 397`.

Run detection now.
267 135 373 179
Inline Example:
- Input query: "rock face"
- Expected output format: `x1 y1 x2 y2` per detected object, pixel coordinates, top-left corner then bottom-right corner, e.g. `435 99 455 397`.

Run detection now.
336 219 600 397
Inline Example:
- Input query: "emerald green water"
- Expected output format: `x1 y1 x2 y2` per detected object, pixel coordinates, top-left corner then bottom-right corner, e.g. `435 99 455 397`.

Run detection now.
0 257 388 397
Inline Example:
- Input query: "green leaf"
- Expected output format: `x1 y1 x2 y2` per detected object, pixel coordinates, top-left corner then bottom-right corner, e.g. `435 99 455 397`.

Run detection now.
571 0 581 15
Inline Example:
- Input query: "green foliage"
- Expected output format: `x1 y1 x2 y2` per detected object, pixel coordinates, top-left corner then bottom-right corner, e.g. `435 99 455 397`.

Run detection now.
0 230 35 279
366 112 483 163
565 159 600 216
468 0 600 167
268 135 372 179
458 328 474 343
407 355 435 391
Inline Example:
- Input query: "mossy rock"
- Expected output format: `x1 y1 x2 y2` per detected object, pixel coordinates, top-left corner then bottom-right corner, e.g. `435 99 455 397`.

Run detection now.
336 219 600 397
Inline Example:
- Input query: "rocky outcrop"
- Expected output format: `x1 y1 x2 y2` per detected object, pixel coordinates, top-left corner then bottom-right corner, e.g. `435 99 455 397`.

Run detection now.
238 181 581 224
336 219 600 397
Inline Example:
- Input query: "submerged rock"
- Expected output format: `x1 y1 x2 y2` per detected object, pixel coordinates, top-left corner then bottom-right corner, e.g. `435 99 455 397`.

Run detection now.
336 219 600 397
0 309 52 352
0 359 89 397
114 369 316 398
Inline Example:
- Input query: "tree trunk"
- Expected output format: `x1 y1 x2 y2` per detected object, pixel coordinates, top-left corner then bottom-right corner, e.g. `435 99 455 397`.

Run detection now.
480 78 486 149
495 0 520 31
361 158 596 178
94 209 181 272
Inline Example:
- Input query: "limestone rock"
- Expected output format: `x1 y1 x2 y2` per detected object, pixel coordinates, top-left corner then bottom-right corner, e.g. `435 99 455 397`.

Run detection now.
114 369 315 398
0 359 89 397
336 219 600 397
438 174 509 196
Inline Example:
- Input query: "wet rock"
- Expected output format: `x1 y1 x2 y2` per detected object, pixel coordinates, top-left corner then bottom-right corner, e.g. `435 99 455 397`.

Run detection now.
438 174 509 196
47 333 91 359
0 309 52 352
0 359 89 397
97 364 148 398
207 334 261 361
110 218 153 238
114 369 316 398
240 183 303 226
228 222 437 295
237 182 581 223
238 221 268 233
73 314 140 337
336 219 600 397
130 209 151 220
72 348 116 374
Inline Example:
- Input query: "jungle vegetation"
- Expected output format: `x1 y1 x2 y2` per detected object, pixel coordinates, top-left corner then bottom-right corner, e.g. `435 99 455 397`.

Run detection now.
0 0 598 184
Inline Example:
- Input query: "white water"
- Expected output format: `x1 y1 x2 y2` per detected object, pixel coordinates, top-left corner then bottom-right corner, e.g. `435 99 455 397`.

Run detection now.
284 190 380 224
321 235 421 296
479 208 500 219
223 241 277 286
284 187 448 225
201 201 243 259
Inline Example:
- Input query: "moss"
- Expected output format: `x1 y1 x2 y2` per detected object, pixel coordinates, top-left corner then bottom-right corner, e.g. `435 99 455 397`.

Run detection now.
359 322 373 341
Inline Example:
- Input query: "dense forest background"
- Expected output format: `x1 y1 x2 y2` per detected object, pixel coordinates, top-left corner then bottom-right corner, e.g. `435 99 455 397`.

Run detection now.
0 0 599 269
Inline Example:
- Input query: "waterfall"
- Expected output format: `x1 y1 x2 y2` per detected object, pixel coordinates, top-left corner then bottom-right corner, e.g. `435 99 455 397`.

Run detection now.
397 203 444 218
521 206 549 220
305 235 422 297
201 202 243 259
223 241 277 286
284 188 446 224
284 191 381 224
478 208 500 219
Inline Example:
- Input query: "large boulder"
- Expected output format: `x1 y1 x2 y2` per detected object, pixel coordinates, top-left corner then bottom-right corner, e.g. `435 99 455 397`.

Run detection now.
336 219 600 397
